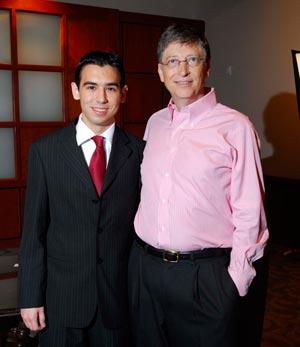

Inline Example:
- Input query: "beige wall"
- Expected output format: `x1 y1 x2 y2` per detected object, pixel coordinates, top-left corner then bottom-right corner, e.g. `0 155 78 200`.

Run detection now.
52 0 300 178
207 0 300 179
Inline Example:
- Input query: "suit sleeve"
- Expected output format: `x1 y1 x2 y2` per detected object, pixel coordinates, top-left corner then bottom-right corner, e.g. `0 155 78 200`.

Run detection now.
18 143 49 308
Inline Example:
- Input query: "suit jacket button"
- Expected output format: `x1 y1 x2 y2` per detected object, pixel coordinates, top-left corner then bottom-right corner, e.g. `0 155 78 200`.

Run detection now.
97 257 103 264
92 199 99 203
98 227 103 233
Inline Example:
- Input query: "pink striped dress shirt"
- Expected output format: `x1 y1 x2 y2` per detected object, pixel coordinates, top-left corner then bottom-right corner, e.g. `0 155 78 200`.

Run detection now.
134 88 269 296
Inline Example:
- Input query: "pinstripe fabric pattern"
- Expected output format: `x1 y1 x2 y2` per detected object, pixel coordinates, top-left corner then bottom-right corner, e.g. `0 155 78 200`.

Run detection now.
39 307 131 346
18 120 145 331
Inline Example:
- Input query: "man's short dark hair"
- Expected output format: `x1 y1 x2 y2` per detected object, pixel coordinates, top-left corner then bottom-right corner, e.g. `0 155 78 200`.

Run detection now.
157 23 211 67
74 51 125 88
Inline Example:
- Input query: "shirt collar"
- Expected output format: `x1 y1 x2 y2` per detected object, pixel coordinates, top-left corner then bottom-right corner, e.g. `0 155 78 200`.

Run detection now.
168 87 217 124
76 114 115 146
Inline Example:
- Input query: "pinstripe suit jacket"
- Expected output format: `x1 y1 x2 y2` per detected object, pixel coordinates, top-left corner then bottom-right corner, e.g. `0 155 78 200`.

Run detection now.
18 120 145 329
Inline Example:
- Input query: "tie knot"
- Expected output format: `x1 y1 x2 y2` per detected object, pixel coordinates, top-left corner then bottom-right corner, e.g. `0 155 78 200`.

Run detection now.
92 135 104 148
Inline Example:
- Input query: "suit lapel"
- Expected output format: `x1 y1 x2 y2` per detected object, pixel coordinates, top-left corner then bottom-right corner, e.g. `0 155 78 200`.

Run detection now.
102 126 132 194
59 120 98 200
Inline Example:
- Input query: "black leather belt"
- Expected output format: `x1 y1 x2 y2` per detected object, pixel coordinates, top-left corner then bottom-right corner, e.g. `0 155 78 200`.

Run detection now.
135 237 231 263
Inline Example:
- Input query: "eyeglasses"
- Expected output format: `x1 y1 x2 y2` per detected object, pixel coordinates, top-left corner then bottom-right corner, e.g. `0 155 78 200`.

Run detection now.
160 56 204 69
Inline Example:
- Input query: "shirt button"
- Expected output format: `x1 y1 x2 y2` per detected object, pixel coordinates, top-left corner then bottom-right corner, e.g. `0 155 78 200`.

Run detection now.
162 199 166 203
164 172 170 177
161 225 165 231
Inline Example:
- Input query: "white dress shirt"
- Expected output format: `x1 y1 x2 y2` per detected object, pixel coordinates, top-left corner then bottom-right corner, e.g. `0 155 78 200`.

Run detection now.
75 114 115 167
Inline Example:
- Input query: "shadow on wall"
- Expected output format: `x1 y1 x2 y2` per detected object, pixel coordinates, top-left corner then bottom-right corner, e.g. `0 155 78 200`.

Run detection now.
262 92 300 179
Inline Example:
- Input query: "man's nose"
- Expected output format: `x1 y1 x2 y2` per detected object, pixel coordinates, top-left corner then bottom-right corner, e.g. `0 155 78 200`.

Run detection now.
96 88 108 103
178 61 190 76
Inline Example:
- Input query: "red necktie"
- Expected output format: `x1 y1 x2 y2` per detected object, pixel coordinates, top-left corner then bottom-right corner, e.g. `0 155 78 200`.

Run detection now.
89 136 106 195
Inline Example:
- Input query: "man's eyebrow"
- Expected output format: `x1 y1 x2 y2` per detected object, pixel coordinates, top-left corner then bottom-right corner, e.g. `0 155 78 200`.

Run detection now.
82 81 97 86
165 54 179 58
105 82 120 87
82 81 120 87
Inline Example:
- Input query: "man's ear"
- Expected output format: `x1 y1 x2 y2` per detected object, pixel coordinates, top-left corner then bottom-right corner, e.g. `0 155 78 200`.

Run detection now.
206 66 211 78
71 82 80 100
158 64 165 83
120 85 128 103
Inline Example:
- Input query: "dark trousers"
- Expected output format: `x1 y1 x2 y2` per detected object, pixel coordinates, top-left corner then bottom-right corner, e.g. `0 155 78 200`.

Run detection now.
237 254 269 347
128 240 240 347
39 306 132 347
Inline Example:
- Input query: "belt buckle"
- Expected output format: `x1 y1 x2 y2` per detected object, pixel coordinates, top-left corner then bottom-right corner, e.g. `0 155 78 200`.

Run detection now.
163 250 180 263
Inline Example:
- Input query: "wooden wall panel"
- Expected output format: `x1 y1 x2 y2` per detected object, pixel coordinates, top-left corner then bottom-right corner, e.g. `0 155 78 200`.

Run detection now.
123 124 146 139
67 10 119 69
0 189 20 239
122 23 161 73
124 73 162 123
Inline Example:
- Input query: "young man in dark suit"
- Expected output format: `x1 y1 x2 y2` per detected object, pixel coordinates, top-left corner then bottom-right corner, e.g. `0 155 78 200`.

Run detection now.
18 51 145 346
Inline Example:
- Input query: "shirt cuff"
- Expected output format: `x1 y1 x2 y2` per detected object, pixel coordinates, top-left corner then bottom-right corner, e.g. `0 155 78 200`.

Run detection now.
228 265 256 296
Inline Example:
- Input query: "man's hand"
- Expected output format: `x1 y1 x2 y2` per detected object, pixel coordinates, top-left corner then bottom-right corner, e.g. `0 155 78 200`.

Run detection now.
21 307 46 331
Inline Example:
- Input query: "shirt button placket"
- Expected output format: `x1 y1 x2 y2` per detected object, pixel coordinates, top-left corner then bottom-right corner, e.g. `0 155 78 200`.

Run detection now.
157 141 174 247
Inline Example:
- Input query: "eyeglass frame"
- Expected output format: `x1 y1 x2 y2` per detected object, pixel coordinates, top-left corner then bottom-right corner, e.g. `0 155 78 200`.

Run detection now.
159 55 205 69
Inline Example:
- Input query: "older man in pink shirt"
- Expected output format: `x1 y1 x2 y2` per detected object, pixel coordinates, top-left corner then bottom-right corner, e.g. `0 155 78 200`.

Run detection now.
129 24 269 347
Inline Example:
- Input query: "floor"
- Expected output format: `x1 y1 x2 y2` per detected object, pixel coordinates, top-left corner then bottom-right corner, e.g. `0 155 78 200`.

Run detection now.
261 245 300 347
0 244 299 346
